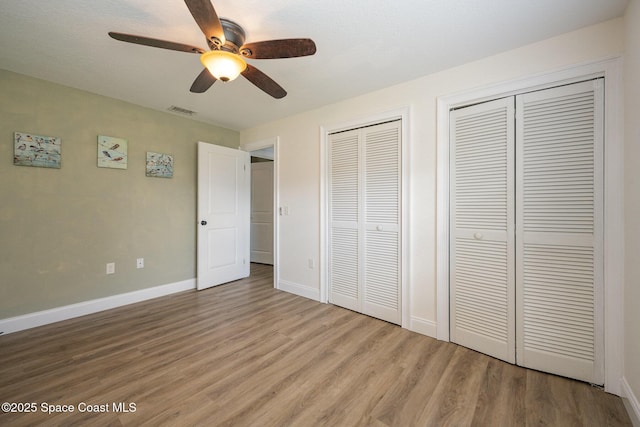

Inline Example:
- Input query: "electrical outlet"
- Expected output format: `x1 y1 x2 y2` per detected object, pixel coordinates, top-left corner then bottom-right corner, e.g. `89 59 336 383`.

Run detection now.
106 262 115 274
137 258 144 269
308 258 314 269
284 206 290 215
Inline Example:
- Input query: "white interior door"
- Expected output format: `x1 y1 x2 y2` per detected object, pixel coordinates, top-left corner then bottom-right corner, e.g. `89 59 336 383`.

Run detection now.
197 141 250 290
515 80 604 384
450 97 516 363
250 161 274 264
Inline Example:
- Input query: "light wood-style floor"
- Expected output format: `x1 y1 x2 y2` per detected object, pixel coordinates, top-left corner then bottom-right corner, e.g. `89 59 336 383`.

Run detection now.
0 263 631 426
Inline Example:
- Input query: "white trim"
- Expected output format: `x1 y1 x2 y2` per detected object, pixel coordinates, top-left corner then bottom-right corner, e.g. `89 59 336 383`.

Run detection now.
602 58 625 397
409 316 437 338
248 147 274 161
241 136 278 153
320 126 328 303
436 96 451 342
621 377 640 426
278 280 321 301
436 56 624 394
320 107 411 328
0 279 195 335
401 108 411 328
241 137 280 290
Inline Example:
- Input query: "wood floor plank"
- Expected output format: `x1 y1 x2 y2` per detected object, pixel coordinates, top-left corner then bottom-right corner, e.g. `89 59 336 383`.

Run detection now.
0 263 632 426
471 357 527 426
416 345 491 426
368 337 455 426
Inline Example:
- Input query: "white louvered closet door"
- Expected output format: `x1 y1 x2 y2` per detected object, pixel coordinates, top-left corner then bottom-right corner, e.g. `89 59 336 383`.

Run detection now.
328 120 401 325
450 98 516 363
516 80 604 384
329 129 361 313
363 121 401 324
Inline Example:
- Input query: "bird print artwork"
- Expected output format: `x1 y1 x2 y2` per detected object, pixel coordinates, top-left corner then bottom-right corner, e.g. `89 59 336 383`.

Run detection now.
13 132 61 169
146 152 174 178
97 135 128 169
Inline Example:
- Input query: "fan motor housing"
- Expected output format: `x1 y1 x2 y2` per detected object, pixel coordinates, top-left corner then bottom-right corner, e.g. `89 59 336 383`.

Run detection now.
212 18 246 53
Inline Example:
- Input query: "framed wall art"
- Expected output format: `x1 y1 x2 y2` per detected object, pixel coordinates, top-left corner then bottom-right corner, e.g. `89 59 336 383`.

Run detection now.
97 135 128 169
146 152 173 178
14 132 61 168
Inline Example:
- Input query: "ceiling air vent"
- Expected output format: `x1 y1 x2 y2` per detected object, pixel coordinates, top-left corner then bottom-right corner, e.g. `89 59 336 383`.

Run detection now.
167 105 197 116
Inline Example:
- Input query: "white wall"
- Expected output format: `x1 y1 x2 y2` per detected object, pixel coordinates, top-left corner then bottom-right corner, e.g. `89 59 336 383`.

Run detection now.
241 18 624 328
624 0 640 421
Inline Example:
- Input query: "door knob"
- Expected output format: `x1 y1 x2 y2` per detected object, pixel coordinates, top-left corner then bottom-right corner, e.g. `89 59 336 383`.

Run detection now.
200 220 207 226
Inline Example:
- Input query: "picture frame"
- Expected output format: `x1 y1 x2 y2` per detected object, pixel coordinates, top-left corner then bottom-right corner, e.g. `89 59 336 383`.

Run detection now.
97 135 128 169
14 132 61 168
146 152 174 178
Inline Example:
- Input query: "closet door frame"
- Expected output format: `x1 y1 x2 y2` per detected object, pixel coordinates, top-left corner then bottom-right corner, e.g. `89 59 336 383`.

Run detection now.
320 107 411 327
436 58 624 394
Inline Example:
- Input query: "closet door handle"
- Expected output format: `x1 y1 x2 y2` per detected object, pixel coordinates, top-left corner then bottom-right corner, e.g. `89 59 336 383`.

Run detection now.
474 232 483 240
200 220 208 226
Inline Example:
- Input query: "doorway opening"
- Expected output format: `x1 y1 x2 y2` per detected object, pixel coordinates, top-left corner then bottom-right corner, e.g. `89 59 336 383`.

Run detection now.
243 138 279 289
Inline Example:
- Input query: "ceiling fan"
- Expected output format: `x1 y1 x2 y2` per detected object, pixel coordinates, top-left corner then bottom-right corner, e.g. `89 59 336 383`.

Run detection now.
108 0 316 99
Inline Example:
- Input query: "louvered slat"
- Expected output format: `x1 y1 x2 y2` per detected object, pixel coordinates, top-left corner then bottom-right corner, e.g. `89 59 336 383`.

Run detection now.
521 90 595 234
453 238 508 343
516 79 603 384
330 228 359 300
453 104 509 231
365 126 399 224
521 243 595 361
331 133 359 222
364 230 398 310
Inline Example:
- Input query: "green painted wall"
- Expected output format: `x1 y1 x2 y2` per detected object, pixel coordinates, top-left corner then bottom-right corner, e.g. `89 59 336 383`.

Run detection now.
0 69 239 318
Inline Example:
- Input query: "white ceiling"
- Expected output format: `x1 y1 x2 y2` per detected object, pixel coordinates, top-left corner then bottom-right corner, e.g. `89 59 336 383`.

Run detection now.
0 0 628 131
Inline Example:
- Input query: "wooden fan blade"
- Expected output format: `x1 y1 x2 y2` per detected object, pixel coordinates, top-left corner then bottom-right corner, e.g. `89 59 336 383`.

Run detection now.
109 32 205 54
190 68 217 93
241 64 287 99
184 0 225 45
240 39 316 59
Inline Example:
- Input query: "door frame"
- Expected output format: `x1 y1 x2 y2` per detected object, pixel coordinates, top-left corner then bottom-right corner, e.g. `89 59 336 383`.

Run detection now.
249 160 274 265
320 107 411 327
436 56 624 394
241 137 279 289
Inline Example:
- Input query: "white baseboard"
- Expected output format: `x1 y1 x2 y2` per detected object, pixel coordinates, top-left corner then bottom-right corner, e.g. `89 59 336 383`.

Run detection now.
409 316 438 338
0 278 196 335
621 377 640 426
278 280 320 301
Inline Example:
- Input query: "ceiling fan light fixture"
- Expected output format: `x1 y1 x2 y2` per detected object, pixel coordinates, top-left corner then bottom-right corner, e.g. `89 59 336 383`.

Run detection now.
200 50 247 82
